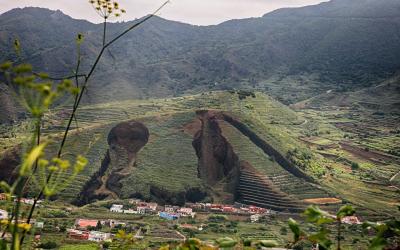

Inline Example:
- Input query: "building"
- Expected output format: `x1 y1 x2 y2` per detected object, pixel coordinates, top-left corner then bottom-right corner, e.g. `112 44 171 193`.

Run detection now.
0 209 8 219
222 206 236 213
0 193 7 200
123 209 137 214
110 204 124 213
137 206 147 214
147 203 158 211
165 206 175 213
75 219 98 229
179 207 193 215
341 216 362 225
159 212 179 220
129 199 142 205
88 231 111 242
34 221 44 229
250 214 261 223
109 220 126 228
210 204 223 212
249 206 266 214
67 229 89 240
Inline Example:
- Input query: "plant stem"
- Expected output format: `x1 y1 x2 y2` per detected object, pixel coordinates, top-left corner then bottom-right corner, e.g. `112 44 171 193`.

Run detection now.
337 220 341 250
103 18 107 47
19 2 170 246
11 178 25 250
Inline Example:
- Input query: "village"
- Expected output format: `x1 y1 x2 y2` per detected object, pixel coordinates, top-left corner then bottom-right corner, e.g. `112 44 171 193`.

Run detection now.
65 200 275 242
0 193 363 246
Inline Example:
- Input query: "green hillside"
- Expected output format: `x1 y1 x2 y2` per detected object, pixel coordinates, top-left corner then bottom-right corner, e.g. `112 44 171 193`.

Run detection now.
3 91 396 218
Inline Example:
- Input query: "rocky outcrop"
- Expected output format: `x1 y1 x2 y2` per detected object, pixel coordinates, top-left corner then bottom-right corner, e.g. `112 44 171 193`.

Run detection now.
107 121 149 169
0 147 20 184
76 121 149 204
192 111 241 203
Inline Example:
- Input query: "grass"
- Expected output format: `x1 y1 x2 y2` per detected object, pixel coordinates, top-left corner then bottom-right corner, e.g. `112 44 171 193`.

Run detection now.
120 112 204 199
1 90 399 218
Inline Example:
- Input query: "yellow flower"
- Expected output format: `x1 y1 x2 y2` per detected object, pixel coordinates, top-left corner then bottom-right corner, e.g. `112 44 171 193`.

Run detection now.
18 223 32 231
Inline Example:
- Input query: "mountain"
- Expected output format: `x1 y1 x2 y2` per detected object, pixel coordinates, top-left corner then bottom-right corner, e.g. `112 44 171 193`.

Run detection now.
1 0 400 123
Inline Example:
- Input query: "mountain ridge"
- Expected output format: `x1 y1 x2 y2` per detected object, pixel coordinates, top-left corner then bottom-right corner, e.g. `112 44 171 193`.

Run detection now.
1 0 400 123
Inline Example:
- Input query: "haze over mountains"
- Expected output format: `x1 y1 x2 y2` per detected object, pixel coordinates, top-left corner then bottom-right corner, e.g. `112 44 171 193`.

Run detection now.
1 0 400 123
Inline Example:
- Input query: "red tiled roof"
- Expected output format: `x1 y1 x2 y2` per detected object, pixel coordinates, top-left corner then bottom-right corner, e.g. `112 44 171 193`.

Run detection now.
76 219 98 228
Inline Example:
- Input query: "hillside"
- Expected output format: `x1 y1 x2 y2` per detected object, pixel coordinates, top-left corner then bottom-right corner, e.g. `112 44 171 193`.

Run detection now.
1 91 398 219
1 0 400 123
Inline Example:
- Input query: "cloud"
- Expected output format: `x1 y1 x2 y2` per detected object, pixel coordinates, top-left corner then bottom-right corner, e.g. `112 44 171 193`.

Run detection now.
0 0 325 25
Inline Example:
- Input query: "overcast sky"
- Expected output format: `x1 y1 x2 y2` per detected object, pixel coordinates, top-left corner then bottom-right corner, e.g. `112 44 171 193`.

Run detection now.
0 0 326 25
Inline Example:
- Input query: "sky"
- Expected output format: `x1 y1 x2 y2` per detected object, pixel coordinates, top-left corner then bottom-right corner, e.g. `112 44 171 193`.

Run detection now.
0 0 326 25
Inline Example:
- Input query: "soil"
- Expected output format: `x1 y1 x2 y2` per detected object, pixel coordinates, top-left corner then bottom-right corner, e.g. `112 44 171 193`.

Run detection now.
192 110 241 202
303 198 342 204
340 142 398 164
182 118 202 136
0 146 20 184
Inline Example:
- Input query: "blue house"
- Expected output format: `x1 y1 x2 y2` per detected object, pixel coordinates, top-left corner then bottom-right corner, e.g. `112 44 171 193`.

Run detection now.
159 212 179 220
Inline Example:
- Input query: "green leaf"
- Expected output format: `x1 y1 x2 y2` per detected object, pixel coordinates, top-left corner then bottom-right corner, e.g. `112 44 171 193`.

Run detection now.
76 33 85 44
303 206 333 225
13 63 32 74
0 61 12 71
368 236 387 250
19 143 47 176
308 228 332 250
37 72 49 79
14 39 21 55
288 218 302 242
337 205 355 219
73 155 88 174
0 181 11 194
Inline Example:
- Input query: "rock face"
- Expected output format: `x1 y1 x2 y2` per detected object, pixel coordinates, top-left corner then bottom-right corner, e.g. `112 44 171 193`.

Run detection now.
107 121 149 168
192 111 241 203
0 147 20 184
75 121 149 204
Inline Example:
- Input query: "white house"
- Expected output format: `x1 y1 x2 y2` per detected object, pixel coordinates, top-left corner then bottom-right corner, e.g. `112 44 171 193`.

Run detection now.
179 207 193 215
165 206 175 213
109 220 126 228
88 231 111 242
123 209 138 214
250 214 261 223
110 204 123 213
341 216 362 225
137 206 147 214
147 203 158 211
0 209 8 219
34 221 44 229
179 207 195 218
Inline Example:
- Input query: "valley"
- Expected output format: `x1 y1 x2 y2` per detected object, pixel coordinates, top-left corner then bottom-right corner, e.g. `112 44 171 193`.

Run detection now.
1 90 398 248
0 0 399 248
1 91 398 214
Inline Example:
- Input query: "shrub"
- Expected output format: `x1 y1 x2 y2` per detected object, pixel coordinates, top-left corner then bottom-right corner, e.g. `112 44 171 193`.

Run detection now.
208 214 227 222
351 162 360 170
38 241 58 249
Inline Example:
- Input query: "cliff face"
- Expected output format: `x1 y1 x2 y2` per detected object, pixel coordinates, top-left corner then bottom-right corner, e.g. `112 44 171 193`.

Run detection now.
192 111 241 203
0 147 20 184
75 121 150 204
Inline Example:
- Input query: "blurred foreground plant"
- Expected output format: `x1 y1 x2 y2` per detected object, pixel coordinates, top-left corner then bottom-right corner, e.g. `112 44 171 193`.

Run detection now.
0 0 169 249
288 205 400 250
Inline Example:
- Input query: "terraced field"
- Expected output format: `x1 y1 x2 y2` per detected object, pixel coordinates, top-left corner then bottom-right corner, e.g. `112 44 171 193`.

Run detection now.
217 119 335 212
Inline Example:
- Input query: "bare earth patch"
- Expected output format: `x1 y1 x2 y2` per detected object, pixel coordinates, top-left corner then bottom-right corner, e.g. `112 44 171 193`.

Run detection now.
303 198 342 204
